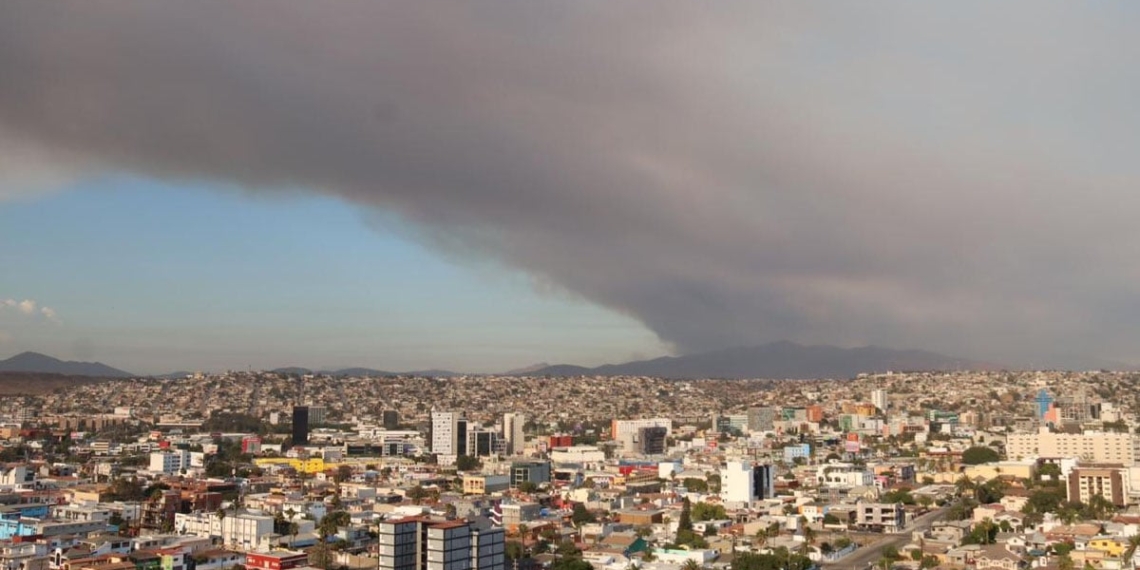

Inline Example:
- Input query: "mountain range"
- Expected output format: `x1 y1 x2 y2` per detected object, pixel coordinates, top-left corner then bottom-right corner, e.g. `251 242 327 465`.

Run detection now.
0 351 134 377
527 341 995 379
271 366 461 377
0 342 1012 380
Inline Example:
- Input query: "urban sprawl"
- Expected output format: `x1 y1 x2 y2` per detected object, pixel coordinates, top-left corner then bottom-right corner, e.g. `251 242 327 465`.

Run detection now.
2 370 1140 570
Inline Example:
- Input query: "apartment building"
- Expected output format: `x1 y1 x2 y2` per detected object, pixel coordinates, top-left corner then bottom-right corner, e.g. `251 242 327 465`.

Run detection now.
856 502 905 532
148 451 191 475
1067 465 1127 506
377 517 504 570
1006 428 1140 463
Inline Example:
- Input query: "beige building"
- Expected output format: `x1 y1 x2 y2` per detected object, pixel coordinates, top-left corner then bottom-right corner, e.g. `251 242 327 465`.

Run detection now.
1005 428 1139 463
1067 466 1127 506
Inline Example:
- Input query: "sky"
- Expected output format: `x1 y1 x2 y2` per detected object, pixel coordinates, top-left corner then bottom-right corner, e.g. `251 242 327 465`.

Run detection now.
3 2 1140 373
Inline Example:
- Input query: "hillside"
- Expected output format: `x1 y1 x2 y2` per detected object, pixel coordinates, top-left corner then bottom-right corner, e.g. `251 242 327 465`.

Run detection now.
0 352 134 377
532 341 994 379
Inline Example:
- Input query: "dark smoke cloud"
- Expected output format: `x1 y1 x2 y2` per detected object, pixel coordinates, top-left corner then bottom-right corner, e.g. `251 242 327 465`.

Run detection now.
3 1 1140 367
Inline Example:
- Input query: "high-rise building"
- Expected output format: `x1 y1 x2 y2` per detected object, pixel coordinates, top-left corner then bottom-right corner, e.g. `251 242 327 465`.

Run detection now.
502 413 526 455
1036 389 1054 419
377 517 505 570
612 418 671 452
291 406 309 446
722 461 774 504
636 426 668 455
383 410 400 430
1067 465 1127 506
431 411 469 457
307 405 327 426
871 389 888 412
466 429 498 458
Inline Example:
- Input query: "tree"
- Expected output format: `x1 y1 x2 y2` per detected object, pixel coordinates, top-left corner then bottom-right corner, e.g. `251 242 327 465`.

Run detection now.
517 481 538 493
407 485 428 504
334 464 354 483
882 488 915 505
706 473 722 493
691 502 727 522
456 455 482 471
1057 554 1074 570
822 513 841 525
1124 535 1140 562
551 559 591 570
961 446 1000 465
555 540 580 557
682 560 702 570
920 555 940 569
506 541 526 561
571 503 596 526
683 478 709 492
678 497 694 533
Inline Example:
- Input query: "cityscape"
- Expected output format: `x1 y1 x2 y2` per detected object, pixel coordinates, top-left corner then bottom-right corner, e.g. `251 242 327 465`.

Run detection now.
0 368 1138 570
5 4 1140 570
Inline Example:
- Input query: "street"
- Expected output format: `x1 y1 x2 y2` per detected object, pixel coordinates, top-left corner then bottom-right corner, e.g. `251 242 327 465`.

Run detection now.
822 507 949 570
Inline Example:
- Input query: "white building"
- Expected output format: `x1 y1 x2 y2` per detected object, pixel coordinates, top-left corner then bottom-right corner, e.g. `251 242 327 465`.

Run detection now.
502 413 526 456
431 411 463 456
149 450 191 475
174 510 275 549
549 446 606 467
611 419 671 453
817 463 874 488
871 389 888 412
722 461 773 504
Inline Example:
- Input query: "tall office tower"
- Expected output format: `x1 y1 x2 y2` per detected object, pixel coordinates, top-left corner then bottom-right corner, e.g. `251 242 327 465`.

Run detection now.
636 426 668 455
456 418 469 457
307 405 327 426
466 428 498 457
383 410 400 430
502 413 526 455
291 406 309 446
1036 389 1054 419
431 411 467 456
377 517 505 570
871 389 888 412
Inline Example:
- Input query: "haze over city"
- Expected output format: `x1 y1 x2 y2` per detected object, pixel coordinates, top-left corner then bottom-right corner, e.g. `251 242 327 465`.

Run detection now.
4 2 1140 373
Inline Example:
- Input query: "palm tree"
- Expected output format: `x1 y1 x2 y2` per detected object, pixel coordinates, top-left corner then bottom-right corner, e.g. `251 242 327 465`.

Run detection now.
681 560 702 570
288 521 299 547
1123 535 1140 562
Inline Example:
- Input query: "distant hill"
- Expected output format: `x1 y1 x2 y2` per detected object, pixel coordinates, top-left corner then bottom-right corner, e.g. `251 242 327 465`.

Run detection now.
503 362 552 375
531 341 994 379
155 371 194 379
326 367 392 377
0 371 116 395
0 351 133 377
274 366 459 377
271 367 313 375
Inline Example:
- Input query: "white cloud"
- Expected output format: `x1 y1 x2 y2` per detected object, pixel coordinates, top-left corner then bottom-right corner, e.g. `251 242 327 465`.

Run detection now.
39 307 60 323
17 299 36 315
0 298 60 323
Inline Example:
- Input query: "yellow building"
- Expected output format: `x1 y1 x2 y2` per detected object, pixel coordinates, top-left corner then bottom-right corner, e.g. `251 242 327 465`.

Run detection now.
254 457 329 474
1087 537 1128 557
961 461 1035 481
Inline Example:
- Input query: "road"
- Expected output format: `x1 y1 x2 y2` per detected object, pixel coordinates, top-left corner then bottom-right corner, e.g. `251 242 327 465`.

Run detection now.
822 507 948 570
